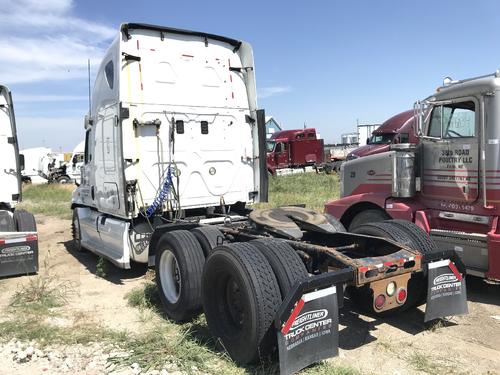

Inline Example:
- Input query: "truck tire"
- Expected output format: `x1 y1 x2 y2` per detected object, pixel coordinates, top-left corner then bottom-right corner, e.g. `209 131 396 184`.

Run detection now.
324 164 333 174
57 175 71 184
13 209 36 232
388 220 437 254
324 214 347 232
191 226 226 257
202 242 281 365
155 230 205 322
348 209 389 231
71 209 83 252
349 221 424 315
387 219 438 304
0 210 15 232
250 239 309 298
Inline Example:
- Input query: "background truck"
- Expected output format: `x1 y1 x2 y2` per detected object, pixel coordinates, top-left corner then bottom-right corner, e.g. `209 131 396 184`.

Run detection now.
266 128 324 175
323 142 359 172
71 23 467 373
346 110 419 161
326 71 500 283
41 141 84 184
0 85 38 278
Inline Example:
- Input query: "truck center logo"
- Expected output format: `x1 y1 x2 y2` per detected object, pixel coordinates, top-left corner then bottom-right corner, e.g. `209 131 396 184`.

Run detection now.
433 273 458 286
1 245 31 254
290 309 328 331
430 272 461 293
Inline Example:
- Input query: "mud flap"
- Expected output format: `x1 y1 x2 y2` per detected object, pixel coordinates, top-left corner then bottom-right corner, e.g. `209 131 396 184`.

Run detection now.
274 269 353 375
424 259 468 322
277 286 339 375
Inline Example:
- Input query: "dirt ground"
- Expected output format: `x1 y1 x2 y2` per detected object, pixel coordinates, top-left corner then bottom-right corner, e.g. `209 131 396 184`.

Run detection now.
1 215 500 374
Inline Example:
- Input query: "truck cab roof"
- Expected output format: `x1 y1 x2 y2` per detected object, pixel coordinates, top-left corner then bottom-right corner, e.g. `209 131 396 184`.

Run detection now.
270 128 317 142
373 110 414 134
429 72 500 102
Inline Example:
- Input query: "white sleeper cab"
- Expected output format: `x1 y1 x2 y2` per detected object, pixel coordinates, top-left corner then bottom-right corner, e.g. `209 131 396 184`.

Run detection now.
71 23 267 269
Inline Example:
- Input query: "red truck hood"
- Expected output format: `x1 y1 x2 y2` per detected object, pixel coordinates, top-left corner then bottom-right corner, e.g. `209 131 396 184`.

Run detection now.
347 143 391 158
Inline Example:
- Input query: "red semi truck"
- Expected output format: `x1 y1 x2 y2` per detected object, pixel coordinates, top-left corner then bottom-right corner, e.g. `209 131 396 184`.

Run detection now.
326 72 500 282
266 128 324 175
346 110 419 161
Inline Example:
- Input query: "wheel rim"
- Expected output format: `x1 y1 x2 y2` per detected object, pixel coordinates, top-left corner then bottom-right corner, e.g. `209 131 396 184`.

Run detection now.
224 276 245 329
159 250 181 304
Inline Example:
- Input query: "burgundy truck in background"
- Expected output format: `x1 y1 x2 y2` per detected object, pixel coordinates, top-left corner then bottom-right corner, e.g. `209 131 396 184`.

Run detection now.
346 110 418 161
266 128 325 175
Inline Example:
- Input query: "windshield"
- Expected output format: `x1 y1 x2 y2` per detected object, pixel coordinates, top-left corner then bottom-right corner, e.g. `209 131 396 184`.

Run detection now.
369 133 395 145
266 141 275 153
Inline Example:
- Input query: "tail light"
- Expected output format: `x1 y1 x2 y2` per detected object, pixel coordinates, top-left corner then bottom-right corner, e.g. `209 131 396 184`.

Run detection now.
374 294 386 310
396 288 407 304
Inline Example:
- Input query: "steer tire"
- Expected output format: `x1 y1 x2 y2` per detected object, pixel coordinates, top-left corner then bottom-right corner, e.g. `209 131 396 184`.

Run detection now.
388 220 437 254
155 230 205 322
0 210 15 232
71 209 84 252
387 220 438 304
191 226 226 257
349 221 424 315
13 209 36 232
250 238 309 298
202 242 281 365
348 209 389 231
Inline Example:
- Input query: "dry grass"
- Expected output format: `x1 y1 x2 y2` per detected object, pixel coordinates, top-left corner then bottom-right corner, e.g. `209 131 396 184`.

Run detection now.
255 172 340 212
18 184 74 219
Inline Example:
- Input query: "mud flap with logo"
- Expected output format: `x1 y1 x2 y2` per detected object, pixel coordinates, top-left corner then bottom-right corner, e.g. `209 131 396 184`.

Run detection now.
277 286 339 375
0 233 38 278
424 259 468 322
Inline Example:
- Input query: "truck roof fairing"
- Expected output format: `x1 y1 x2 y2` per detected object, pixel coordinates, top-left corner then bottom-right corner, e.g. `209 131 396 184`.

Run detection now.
120 23 243 52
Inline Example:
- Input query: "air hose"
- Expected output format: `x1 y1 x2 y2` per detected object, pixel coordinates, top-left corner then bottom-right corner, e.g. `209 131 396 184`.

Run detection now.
146 167 174 218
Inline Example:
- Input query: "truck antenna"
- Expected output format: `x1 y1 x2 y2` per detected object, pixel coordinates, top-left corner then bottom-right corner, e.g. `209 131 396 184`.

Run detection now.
87 59 91 117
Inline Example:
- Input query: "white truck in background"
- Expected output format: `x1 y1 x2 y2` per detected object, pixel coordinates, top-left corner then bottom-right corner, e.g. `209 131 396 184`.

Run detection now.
41 141 84 184
20 147 52 184
0 85 38 277
71 23 467 372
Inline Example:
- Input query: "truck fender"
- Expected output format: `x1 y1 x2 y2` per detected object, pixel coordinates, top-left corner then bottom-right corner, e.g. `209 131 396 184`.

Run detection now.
148 222 199 262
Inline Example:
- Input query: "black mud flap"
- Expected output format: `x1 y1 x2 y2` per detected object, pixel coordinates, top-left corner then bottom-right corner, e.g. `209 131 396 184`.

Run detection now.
0 233 38 278
274 268 353 375
424 258 468 322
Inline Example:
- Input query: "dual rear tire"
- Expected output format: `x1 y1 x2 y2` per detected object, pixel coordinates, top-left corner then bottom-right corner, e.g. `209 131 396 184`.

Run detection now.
154 229 309 365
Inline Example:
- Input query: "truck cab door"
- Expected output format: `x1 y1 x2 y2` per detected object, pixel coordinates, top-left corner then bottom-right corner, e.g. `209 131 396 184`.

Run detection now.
421 99 479 203
275 142 289 168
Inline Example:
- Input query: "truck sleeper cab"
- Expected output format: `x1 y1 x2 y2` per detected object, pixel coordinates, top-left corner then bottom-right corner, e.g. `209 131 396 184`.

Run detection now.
266 128 324 175
327 71 500 282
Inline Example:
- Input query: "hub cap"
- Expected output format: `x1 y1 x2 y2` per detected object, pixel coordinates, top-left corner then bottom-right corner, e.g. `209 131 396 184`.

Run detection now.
159 250 181 303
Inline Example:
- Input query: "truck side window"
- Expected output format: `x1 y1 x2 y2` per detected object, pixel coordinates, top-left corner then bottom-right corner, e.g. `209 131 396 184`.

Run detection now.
84 128 92 163
275 143 282 153
104 60 114 90
428 101 475 138
399 133 409 143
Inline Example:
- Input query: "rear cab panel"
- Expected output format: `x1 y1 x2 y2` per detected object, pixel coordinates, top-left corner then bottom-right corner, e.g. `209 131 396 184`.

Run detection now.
80 24 261 219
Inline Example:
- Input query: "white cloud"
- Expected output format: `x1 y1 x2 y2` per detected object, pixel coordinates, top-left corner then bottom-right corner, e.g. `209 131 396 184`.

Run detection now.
258 86 291 99
0 0 114 84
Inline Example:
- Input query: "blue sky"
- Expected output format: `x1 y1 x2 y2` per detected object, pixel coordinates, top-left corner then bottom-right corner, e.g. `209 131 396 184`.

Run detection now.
2 0 500 151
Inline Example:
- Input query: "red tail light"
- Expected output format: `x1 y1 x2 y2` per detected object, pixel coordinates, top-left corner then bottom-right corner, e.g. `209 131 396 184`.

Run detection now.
374 294 386 310
396 288 407 304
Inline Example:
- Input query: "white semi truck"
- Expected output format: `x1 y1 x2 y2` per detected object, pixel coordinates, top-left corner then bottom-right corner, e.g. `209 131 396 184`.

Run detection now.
72 23 467 372
0 85 38 277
